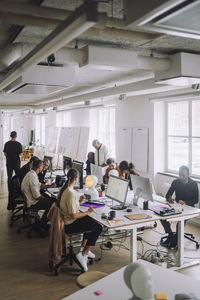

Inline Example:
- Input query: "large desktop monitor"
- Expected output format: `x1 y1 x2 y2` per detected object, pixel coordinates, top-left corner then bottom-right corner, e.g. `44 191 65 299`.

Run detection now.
72 160 84 189
63 156 72 175
130 174 153 206
91 163 103 185
106 175 129 210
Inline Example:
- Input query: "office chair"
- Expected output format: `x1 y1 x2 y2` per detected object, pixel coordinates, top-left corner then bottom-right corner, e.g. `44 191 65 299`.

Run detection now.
17 192 47 238
8 176 24 227
184 232 200 249
54 231 93 276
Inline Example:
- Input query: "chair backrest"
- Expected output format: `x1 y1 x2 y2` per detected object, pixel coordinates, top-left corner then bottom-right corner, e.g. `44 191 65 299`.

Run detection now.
20 191 28 209
8 176 21 201
160 182 172 198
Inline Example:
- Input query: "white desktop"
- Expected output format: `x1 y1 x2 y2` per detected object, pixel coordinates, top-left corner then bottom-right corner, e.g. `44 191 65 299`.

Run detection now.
106 175 129 210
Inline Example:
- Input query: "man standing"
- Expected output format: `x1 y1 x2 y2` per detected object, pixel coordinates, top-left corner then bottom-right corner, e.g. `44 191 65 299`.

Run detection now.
161 165 199 249
3 131 22 189
92 139 110 167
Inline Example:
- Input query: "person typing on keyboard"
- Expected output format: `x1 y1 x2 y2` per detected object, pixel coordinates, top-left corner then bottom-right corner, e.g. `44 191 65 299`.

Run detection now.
160 165 199 249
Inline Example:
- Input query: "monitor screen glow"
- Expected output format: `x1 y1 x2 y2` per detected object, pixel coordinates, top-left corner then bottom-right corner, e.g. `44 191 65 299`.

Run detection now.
106 175 129 205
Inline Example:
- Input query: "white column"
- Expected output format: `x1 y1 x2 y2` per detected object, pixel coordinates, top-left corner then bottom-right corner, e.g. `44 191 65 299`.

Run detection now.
0 110 4 183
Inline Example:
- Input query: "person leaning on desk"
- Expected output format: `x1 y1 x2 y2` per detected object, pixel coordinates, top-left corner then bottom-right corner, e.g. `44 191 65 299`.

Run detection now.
58 168 102 272
38 158 50 184
103 158 119 184
118 160 139 190
21 159 56 224
160 165 199 249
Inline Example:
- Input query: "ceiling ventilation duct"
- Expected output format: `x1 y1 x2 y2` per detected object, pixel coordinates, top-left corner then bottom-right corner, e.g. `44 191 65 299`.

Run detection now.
4 65 75 94
154 52 200 86
125 0 200 39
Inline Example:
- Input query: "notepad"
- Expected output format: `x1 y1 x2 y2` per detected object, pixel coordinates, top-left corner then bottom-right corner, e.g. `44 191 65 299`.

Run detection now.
125 213 152 220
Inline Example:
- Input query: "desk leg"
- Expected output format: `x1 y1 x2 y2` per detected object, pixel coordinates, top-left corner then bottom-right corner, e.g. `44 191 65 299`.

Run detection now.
130 228 137 263
177 220 184 267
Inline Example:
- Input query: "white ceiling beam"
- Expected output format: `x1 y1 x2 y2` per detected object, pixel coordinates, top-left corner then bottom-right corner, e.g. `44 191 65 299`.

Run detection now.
0 1 98 91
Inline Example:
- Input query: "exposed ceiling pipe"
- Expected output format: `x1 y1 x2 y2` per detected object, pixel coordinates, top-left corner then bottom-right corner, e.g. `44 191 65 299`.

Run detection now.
34 78 182 109
0 1 98 91
0 42 169 73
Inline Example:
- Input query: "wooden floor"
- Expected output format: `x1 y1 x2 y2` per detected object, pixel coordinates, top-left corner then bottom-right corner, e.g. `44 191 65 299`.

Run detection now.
1 173 200 300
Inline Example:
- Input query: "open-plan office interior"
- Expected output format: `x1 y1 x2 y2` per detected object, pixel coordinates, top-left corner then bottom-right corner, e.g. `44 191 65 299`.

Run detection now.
1 0 200 299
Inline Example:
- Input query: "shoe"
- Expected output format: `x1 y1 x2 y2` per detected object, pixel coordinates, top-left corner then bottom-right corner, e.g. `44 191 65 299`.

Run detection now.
169 234 178 249
160 235 172 247
80 247 95 259
76 252 88 272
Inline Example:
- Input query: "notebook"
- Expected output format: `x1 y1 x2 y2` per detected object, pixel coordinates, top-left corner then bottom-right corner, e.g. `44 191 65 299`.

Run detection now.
125 213 152 220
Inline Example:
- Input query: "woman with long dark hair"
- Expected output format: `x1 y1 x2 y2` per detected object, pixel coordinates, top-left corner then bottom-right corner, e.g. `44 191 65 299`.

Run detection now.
58 169 102 272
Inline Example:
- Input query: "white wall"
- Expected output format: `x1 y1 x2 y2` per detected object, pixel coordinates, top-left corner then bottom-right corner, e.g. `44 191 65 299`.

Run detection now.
71 109 90 127
115 95 154 181
13 114 32 145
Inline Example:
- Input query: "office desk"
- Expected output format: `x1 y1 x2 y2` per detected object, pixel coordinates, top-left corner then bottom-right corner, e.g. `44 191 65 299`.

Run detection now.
62 260 200 300
81 198 200 267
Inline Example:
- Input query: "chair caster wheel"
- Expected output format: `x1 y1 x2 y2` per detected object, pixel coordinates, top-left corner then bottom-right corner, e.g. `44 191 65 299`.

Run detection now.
196 244 199 249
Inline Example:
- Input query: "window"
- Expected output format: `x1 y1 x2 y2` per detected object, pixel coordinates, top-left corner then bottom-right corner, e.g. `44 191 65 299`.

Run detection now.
88 107 116 158
56 111 71 127
35 114 46 146
167 100 200 176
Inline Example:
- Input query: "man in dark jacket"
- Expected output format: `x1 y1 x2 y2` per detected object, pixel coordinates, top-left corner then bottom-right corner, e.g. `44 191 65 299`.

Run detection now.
161 165 199 249
3 131 22 189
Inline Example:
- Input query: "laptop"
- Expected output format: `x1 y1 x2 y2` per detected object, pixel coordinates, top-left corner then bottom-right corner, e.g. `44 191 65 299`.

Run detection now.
149 204 182 217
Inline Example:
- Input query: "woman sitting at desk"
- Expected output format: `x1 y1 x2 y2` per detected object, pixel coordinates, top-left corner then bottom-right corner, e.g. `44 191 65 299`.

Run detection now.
103 158 119 184
58 168 102 272
118 160 139 190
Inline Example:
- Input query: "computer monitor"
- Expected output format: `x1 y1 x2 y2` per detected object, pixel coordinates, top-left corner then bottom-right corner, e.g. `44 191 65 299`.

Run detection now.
72 160 84 189
106 175 129 210
63 156 72 175
90 163 103 185
130 174 153 206
43 155 53 174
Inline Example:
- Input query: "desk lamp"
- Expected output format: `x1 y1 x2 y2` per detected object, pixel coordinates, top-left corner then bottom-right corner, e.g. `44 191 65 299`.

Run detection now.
84 175 99 201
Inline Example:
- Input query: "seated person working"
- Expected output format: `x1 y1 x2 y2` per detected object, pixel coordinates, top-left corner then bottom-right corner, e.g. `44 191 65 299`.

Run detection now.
103 158 119 184
21 160 55 223
92 139 110 167
58 168 102 272
85 152 95 175
38 158 50 184
118 160 139 190
18 156 39 184
160 165 199 249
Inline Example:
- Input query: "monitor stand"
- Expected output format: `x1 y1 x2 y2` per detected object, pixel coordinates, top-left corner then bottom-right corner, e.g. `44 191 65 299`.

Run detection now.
111 204 127 210
133 188 142 206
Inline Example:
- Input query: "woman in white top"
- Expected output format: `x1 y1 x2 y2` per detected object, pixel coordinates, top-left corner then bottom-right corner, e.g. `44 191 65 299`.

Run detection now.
58 168 102 272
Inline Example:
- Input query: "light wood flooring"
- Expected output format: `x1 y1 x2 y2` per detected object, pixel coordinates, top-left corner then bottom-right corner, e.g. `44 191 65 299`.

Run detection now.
1 173 200 300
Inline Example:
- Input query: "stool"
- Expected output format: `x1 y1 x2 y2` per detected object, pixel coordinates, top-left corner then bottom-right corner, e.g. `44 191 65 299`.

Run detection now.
76 271 108 288
54 231 91 276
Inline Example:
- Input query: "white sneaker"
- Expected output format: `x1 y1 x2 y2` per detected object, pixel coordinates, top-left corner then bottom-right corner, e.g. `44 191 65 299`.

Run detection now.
80 247 95 259
76 252 88 272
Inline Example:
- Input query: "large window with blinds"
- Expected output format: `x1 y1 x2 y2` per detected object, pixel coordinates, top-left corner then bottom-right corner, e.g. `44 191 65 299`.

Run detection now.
167 100 200 176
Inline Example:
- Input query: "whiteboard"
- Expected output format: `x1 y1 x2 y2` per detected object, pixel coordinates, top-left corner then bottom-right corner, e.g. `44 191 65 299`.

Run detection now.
45 126 59 154
76 127 90 161
58 127 80 158
131 127 148 173
117 127 132 162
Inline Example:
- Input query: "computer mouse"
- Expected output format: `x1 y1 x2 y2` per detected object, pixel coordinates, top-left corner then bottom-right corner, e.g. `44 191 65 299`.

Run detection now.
126 208 132 212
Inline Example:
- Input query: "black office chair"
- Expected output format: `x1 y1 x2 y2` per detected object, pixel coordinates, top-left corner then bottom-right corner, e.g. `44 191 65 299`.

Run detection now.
184 232 200 249
8 176 24 227
17 192 48 238
53 231 93 276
